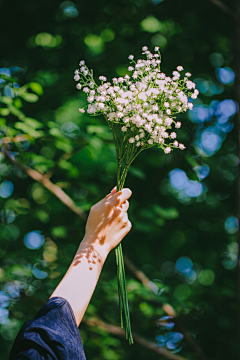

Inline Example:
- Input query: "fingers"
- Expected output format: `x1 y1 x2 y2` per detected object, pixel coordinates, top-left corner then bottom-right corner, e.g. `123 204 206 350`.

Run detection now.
112 188 132 204
121 200 129 213
122 212 128 224
118 219 132 239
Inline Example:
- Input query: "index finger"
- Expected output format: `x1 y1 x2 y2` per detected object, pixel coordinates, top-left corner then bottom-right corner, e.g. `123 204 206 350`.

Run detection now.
115 188 132 204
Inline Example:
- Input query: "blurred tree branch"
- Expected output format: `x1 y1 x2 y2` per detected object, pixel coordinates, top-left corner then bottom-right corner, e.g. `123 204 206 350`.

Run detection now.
44 142 87 180
206 0 235 18
2 149 86 221
124 256 208 360
84 316 188 360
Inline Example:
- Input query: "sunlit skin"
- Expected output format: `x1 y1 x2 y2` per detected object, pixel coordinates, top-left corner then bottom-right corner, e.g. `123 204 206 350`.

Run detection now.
50 187 132 326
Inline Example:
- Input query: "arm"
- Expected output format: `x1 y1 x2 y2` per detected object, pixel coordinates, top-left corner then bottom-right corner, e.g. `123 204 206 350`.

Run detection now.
50 187 132 326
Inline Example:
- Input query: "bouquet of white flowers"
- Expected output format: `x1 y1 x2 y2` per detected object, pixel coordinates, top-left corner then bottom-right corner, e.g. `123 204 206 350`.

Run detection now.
74 46 198 343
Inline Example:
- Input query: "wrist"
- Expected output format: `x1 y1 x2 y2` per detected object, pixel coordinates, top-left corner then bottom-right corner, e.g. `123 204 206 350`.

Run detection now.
80 235 109 263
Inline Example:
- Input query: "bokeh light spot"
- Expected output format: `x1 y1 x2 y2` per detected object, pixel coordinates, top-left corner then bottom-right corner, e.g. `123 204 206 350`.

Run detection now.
209 53 224 67
0 181 14 198
24 231 44 250
169 169 188 190
185 180 203 198
175 257 193 275
217 67 235 84
141 16 162 33
224 216 239 234
198 269 215 286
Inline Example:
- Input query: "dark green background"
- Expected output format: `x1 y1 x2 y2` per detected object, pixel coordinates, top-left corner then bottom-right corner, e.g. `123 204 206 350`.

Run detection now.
0 0 238 359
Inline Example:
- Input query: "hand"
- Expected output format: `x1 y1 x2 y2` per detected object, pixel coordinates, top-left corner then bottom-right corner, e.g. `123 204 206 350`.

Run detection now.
82 187 132 260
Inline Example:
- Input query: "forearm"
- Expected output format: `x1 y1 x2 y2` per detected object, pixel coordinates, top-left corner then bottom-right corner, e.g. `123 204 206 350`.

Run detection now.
50 236 108 326
50 187 132 327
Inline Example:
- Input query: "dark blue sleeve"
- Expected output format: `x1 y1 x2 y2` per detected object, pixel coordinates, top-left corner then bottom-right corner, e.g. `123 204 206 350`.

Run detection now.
9 297 87 360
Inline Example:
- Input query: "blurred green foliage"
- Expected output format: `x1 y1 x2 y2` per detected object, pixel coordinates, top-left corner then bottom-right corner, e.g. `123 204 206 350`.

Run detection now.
0 0 238 359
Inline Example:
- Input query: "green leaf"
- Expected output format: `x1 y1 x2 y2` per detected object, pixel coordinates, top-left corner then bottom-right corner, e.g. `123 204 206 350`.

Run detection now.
1 96 13 105
8 104 25 120
0 108 10 116
28 82 43 95
24 117 44 129
0 74 18 82
54 140 73 152
14 122 44 138
13 98 22 109
154 205 179 219
49 127 63 138
20 92 39 103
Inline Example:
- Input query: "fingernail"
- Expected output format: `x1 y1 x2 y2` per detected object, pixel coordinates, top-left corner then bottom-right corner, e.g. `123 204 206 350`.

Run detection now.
111 186 117 194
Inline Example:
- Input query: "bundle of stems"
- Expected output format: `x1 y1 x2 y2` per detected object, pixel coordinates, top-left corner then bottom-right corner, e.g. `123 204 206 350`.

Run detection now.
107 119 153 344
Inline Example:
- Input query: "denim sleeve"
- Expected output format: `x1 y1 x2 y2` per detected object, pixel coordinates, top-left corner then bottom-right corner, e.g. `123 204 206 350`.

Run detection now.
9 297 87 360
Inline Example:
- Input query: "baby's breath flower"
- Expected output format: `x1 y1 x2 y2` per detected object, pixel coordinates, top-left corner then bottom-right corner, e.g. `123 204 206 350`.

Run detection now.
87 96 94 103
79 108 85 113
154 46 159 52
74 74 80 81
175 122 182 129
164 147 171 154
170 132 177 139
185 72 192 77
132 72 138 79
177 66 184 71
76 83 82 90
179 143 186 150
165 117 173 127
75 46 196 153
186 80 196 90
172 71 180 78
79 60 85 66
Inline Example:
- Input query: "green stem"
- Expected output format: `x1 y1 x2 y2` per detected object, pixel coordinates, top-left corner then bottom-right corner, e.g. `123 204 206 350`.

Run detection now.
115 164 133 344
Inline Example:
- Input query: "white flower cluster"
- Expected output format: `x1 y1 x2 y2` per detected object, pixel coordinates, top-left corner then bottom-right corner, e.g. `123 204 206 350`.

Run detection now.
74 46 199 154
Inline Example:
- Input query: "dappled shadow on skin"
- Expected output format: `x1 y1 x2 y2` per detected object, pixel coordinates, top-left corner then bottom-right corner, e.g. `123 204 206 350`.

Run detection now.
89 191 128 247
73 191 128 271
72 245 102 270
